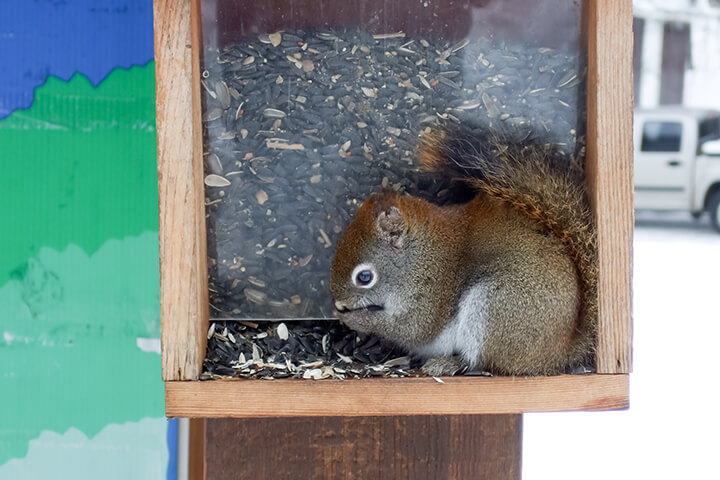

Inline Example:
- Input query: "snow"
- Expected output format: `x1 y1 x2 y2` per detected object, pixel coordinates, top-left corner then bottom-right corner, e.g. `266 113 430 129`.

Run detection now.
523 212 720 479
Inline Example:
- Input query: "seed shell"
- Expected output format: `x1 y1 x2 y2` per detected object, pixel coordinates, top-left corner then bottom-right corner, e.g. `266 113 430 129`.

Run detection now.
205 174 231 187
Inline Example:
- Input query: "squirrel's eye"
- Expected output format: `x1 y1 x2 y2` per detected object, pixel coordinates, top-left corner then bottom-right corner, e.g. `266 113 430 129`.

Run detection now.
356 270 373 285
351 263 377 288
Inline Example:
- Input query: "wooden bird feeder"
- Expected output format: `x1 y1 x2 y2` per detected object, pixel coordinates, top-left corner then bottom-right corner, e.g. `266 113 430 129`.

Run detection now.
155 0 633 419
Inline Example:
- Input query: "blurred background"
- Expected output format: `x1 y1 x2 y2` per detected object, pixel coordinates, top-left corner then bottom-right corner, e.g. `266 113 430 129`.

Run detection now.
1 0 718 479
526 1 720 478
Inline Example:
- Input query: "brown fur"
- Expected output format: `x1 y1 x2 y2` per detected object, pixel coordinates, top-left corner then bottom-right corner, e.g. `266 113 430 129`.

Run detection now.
418 126 597 368
330 127 597 375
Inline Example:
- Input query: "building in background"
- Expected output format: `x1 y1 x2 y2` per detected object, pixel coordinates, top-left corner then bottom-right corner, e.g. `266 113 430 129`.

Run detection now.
634 0 720 109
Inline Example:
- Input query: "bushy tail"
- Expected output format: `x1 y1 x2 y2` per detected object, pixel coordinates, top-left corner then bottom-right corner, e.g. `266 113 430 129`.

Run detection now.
418 125 598 364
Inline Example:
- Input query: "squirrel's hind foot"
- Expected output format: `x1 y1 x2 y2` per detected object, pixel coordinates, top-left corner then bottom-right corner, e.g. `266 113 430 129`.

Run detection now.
421 356 467 377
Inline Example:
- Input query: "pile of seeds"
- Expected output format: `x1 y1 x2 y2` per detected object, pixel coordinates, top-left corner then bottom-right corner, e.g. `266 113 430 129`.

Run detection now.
202 320 418 380
202 319 593 380
200 28 587 321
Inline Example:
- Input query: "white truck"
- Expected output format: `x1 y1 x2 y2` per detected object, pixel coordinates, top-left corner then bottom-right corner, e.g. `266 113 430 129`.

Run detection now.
634 107 720 232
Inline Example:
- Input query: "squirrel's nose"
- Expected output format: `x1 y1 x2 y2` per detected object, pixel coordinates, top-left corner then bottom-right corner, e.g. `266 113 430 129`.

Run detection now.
334 300 350 313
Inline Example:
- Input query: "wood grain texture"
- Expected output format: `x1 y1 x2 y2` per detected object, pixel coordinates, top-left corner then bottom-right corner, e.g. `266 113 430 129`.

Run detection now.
189 418 205 480
204 415 522 480
586 0 634 373
155 0 209 381
166 374 628 417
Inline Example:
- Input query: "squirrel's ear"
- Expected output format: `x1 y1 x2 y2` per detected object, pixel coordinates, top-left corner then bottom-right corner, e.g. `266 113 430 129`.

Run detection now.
377 206 407 247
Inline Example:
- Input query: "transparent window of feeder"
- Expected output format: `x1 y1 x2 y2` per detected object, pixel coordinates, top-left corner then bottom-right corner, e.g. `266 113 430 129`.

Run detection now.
199 0 586 320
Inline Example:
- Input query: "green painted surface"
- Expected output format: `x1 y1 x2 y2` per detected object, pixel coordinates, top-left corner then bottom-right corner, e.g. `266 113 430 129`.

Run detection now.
0 63 158 288
0 65 163 465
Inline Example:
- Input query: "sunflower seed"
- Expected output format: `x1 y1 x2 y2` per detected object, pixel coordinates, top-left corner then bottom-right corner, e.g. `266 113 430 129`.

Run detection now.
247 276 267 288
203 108 222 122
215 80 230 109
481 92 501 118
205 174 231 187
361 87 376 98
456 101 482 110
373 32 405 39
397 47 416 55
303 368 323 379
205 153 223 175
266 139 305 150
268 32 282 47
557 72 577 88
244 288 267 305
316 32 339 41
263 108 286 118
201 80 216 98
451 38 470 53
276 323 289 340
255 190 268 205
318 229 331 247
384 356 411 367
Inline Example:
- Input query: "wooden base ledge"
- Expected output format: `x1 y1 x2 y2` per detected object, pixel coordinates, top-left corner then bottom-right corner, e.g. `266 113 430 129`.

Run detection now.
166 374 628 417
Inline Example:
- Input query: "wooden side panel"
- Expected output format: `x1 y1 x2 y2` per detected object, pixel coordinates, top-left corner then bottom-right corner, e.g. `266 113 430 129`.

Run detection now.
586 0 634 373
204 415 522 480
166 374 629 417
155 0 209 381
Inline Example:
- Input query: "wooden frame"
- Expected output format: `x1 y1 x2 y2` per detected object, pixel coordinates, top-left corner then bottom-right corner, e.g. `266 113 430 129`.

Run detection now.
155 0 633 417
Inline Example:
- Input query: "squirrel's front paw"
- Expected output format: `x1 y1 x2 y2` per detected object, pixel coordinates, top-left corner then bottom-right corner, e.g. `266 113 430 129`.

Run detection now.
421 356 466 376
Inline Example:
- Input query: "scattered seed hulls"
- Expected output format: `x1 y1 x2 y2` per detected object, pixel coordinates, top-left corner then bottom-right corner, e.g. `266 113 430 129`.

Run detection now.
203 320 420 380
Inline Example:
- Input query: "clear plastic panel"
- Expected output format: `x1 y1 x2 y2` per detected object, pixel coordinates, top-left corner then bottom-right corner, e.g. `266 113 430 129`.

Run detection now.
199 0 586 320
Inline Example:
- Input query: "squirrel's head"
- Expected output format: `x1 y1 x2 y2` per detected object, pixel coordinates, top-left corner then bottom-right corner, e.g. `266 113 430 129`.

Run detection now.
330 191 456 347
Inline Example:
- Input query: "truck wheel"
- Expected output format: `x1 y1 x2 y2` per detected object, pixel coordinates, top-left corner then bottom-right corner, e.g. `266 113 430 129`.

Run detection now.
710 191 720 233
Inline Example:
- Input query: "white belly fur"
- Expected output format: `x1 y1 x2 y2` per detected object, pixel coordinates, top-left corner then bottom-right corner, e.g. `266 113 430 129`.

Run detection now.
413 282 488 368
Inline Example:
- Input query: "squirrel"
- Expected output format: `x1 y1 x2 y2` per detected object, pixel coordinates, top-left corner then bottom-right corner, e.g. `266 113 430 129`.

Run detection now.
330 125 598 376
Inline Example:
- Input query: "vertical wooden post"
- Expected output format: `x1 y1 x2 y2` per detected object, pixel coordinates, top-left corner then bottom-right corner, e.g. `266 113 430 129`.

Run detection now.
201 416 522 480
188 418 206 480
155 0 209 381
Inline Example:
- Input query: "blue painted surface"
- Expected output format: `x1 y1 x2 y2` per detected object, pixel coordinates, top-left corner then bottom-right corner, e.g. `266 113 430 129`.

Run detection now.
0 0 154 118
166 419 178 480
